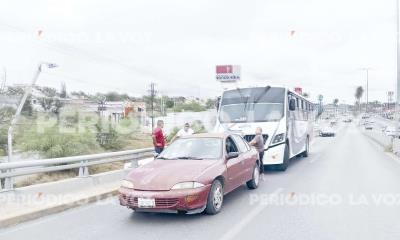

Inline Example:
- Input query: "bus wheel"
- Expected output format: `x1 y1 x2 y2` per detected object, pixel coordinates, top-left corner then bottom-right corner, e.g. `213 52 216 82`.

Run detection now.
302 137 309 158
276 144 289 171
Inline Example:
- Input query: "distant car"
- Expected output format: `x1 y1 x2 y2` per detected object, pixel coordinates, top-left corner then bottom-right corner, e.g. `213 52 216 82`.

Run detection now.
320 127 336 137
343 119 352 123
119 133 260 215
384 126 400 137
365 125 373 130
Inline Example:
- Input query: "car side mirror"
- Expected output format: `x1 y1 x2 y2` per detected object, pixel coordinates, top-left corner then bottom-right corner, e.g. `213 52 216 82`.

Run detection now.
227 152 239 160
289 99 296 111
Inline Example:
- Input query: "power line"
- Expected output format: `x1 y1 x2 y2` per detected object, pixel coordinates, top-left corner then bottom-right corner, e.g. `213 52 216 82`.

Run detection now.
0 21 158 80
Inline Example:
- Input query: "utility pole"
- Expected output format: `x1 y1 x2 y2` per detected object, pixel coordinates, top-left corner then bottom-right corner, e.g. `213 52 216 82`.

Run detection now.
397 0 400 126
148 83 157 130
0 67 6 94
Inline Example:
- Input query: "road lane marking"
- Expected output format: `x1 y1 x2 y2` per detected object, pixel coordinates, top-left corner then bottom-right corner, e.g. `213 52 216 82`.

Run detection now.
218 188 284 240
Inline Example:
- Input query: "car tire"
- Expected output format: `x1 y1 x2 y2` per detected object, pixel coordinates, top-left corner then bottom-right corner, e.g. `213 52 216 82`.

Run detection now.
275 144 290 171
205 180 224 215
246 164 260 189
302 137 309 157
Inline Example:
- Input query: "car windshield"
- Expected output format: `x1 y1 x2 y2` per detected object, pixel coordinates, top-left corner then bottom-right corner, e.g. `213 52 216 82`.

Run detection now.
158 138 222 160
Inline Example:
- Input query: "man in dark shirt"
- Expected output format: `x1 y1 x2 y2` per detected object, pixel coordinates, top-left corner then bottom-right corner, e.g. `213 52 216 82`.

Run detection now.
152 120 165 154
250 127 264 173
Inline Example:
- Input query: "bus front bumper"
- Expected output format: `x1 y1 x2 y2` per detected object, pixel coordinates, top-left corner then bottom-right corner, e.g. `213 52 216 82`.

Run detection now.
263 143 285 165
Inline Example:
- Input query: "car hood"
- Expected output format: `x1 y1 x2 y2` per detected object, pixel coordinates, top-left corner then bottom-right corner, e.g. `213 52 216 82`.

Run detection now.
125 159 218 191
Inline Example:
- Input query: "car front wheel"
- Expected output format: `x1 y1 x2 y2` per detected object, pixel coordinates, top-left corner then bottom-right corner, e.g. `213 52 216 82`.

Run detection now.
246 164 260 189
205 180 224 215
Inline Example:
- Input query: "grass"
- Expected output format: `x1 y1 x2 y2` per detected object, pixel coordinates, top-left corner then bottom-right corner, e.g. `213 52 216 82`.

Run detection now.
14 134 153 187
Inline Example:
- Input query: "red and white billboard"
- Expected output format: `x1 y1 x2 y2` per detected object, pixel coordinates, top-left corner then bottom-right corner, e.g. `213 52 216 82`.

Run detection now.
216 65 241 82
294 87 303 95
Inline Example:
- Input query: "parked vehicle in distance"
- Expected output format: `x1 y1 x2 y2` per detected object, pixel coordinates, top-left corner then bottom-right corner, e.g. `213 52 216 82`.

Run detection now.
320 127 336 137
362 114 370 119
365 125 373 130
343 118 352 123
384 126 400 137
119 133 260 215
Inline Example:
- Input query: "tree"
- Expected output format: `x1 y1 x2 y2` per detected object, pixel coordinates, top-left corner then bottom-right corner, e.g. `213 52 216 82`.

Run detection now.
60 82 67 98
71 91 89 98
165 98 174 108
333 98 339 106
355 86 364 112
317 94 324 117
0 107 15 124
302 92 310 98
205 98 216 109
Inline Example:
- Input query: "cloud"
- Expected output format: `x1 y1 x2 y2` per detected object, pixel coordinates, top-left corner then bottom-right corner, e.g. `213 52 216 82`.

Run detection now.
0 0 397 103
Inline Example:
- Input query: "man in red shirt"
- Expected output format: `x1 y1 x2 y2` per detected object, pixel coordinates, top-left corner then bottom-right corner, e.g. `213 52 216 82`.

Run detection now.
152 120 165 154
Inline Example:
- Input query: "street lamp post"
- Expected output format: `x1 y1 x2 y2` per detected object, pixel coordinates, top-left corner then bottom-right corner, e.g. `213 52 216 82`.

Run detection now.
397 0 400 128
397 0 400 106
3 62 57 191
361 68 371 113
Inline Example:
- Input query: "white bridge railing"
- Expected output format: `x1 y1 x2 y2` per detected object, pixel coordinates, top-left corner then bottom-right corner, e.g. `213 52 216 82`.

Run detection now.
0 148 154 191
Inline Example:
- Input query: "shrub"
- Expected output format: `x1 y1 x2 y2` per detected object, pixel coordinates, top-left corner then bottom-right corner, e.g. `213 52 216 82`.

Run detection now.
173 101 206 112
18 126 100 158
192 120 206 133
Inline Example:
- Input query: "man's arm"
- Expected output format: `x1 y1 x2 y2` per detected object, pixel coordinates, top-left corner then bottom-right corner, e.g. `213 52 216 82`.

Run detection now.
249 135 260 146
170 129 181 143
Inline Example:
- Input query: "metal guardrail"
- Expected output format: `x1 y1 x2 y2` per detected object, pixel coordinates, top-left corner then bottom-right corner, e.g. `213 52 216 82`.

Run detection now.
0 148 154 191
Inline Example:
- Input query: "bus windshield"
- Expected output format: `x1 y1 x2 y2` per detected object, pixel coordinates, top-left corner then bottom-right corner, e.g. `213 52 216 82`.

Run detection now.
219 87 285 123
220 103 283 122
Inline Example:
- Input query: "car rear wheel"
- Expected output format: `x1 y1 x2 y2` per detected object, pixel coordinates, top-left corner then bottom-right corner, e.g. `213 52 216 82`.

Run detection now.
275 144 289 171
246 164 260 189
205 180 224 215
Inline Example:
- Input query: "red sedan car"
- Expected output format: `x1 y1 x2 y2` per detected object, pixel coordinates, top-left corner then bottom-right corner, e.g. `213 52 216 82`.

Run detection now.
119 133 260 215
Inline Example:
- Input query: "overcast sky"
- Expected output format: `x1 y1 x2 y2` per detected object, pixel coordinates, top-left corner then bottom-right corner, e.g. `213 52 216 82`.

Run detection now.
0 0 397 103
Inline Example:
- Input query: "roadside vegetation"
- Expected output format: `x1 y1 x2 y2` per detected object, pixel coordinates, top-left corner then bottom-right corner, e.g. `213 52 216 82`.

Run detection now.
1 85 212 187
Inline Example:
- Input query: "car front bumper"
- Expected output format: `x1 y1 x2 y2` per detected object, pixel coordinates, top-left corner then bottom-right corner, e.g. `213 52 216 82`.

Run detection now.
118 185 211 214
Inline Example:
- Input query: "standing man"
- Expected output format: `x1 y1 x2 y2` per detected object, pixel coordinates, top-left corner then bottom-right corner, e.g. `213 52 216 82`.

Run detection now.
249 127 265 173
172 122 194 142
153 120 165 154
177 123 194 137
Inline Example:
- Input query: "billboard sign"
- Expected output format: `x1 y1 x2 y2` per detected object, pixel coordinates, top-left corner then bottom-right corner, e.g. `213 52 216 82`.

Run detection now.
294 87 303 95
216 65 241 82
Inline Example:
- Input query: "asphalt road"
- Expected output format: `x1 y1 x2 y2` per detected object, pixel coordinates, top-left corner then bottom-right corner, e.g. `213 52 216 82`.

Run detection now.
2 123 400 240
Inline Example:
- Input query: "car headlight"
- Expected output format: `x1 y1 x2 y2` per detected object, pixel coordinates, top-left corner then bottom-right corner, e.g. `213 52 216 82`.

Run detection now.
121 180 134 189
171 182 205 190
271 133 285 145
